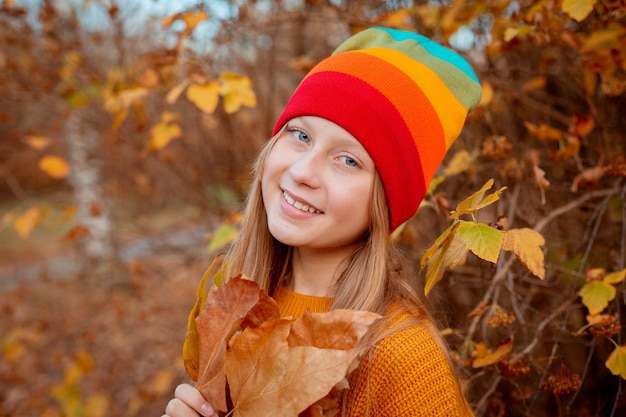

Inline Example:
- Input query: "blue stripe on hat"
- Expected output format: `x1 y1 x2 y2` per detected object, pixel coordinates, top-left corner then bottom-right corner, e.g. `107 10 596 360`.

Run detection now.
373 27 480 84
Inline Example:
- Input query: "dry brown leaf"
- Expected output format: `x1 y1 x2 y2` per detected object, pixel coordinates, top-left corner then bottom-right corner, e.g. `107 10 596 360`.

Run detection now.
187 276 381 416
225 319 355 417
195 275 264 412
240 289 281 330
288 309 380 350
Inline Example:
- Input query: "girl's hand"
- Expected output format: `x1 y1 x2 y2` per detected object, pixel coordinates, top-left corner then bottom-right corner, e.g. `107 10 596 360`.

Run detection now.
162 383 217 417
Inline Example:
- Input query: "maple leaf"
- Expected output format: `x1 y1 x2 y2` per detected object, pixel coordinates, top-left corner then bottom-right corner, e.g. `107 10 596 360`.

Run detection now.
225 309 379 417
502 228 546 279
194 276 267 412
186 275 380 416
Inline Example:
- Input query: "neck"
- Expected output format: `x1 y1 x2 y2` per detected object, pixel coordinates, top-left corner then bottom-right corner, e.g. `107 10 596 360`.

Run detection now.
290 246 355 297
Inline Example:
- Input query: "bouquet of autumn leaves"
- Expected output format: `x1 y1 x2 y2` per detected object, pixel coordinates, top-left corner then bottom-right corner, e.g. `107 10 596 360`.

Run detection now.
182 259 381 417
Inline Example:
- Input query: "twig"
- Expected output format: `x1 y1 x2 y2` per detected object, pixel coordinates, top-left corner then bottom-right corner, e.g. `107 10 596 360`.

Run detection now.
475 374 503 413
527 186 617 414
566 336 597 414
533 188 615 234
513 299 575 360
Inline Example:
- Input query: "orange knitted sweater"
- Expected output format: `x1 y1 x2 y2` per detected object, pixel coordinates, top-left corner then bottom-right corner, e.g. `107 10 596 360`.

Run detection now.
273 287 475 417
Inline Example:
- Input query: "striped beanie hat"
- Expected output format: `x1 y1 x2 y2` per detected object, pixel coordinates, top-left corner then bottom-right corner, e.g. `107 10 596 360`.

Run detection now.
272 27 482 232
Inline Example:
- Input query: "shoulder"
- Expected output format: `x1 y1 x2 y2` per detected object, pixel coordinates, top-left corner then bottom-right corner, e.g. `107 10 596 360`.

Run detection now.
369 312 451 377
346 311 474 416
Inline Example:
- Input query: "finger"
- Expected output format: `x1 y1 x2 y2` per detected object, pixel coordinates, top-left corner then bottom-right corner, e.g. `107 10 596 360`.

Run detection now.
165 398 199 417
174 384 217 417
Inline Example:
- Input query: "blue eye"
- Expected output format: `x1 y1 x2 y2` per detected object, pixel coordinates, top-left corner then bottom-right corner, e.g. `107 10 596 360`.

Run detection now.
293 130 309 143
341 156 358 167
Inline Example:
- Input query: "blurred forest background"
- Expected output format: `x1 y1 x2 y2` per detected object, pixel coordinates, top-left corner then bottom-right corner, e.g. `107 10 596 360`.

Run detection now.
1 0 626 416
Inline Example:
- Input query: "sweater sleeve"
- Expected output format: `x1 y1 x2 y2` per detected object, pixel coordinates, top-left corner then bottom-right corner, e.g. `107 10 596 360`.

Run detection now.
344 320 474 417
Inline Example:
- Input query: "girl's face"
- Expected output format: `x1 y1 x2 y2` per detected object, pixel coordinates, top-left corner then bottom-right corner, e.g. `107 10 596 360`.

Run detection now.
261 116 375 254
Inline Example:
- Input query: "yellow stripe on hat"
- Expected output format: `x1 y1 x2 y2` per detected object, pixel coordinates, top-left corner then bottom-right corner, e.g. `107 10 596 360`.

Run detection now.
362 47 468 150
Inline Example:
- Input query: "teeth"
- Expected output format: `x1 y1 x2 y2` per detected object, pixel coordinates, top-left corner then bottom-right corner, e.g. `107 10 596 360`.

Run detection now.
283 191 320 214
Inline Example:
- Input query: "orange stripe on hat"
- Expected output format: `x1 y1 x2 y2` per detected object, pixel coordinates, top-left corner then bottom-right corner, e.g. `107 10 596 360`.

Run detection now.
306 51 447 183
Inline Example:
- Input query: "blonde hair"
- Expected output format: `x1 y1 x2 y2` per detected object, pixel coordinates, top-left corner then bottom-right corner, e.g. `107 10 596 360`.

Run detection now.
222 130 470 411
223 129 427 317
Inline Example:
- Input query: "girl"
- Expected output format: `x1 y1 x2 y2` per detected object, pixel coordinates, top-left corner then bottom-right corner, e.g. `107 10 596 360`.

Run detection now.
163 26 482 417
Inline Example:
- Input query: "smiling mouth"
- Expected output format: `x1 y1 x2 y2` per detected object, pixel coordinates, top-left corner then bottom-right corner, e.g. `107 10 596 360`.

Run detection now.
283 191 322 214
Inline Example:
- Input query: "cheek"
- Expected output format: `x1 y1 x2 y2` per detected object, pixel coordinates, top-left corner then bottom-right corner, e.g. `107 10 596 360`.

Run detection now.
337 182 372 221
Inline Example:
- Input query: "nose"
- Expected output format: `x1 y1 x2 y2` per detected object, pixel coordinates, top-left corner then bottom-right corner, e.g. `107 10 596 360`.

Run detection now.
289 149 322 189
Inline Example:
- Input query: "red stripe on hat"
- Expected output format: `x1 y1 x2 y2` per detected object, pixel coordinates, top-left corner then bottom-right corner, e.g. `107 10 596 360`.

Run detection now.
306 51 447 183
273 71 426 230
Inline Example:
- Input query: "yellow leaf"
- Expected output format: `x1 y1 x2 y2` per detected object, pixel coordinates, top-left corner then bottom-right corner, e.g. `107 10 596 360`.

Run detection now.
502 228 546 279
457 221 504 264
504 27 519 42
23 135 52 150
504 25 533 42
603 267 626 285
181 10 209 31
208 223 239 253
219 72 257 114
183 257 225 381
422 223 469 295
166 80 190 104
562 0 598 22
524 121 564 142
186 82 220 114
450 179 507 220
380 9 411 27
479 82 493 106
442 149 479 176
579 281 616 315
39 155 70 179
605 345 626 379
117 87 148 109
148 121 182 151
472 336 513 368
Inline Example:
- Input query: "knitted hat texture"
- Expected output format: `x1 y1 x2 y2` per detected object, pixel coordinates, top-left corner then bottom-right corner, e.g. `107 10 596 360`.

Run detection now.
272 27 482 231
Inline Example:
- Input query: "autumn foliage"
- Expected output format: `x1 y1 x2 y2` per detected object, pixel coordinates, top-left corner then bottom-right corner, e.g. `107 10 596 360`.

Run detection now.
182 260 380 417
1 0 626 416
